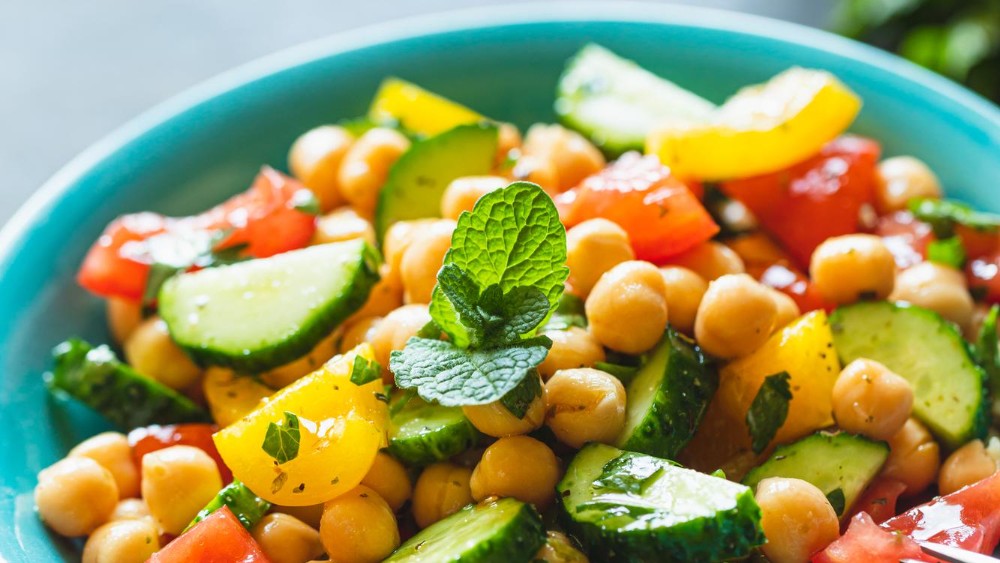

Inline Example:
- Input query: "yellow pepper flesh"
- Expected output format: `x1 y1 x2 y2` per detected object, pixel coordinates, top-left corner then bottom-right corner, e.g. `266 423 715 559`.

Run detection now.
368 77 484 137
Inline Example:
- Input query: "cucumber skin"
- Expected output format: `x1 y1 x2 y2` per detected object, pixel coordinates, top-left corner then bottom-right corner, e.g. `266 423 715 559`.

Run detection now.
387 401 480 466
162 242 380 373
385 498 545 562
617 328 718 460
187 479 270 531
49 339 210 429
830 301 989 449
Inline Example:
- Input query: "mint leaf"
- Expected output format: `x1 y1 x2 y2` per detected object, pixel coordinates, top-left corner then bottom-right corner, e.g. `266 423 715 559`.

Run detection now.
390 336 551 406
927 236 967 269
746 372 792 454
479 285 550 346
349 356 381 386
910 198 1000 238
290 189 321 215
826 488 846 516
261 411 300 464
499 370 542 418
594 452 673 495
542 293 587 331
437 263 486 336
431 182 569 345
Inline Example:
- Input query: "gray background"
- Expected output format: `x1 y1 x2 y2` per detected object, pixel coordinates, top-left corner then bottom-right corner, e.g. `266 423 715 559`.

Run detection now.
0 0 832 228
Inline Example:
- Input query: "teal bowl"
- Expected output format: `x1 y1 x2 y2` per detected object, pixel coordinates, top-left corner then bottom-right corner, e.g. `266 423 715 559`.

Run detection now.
2 3 999 560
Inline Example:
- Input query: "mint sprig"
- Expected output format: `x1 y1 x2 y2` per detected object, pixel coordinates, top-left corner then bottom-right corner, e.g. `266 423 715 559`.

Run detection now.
390 182 567 407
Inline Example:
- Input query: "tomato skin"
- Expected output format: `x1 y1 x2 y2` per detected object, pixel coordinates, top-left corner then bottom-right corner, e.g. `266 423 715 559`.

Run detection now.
759 263 830 313
129 424 232 484
813 512 931 563
876 211 934 269
844 478 907 529
722 136 880 269
77 167 316 300
148 506 270 563
967 251 1000 304
556 153 719 263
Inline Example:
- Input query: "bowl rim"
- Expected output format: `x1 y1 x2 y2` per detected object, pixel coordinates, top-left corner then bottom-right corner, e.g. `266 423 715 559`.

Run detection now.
2 0 999 273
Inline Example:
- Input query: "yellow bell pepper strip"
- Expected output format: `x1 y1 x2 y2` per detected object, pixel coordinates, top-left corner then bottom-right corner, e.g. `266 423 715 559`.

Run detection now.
203 368 273 428
646 68 861 181
213 343 388 506
678 311 841 480
369 77 484 136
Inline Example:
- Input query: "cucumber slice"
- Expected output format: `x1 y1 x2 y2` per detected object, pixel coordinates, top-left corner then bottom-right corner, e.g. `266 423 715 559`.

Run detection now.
374 123 498 242
384 497 545 562
48 338 210 429
186 479 270 531
830 301 989 448
742 432 888 518
555 44 716 156
160 240 379 373
559 444 764 562
616 328 718 459
387 396 480 466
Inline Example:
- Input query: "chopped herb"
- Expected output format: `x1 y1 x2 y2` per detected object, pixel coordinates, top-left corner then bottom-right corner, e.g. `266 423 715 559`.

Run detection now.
261 411 301 464
594 452 672 494
271 471 288 494
290 190 321 215
499 371 542 418
927 236 967 269
746 372 793 454
826 488 846 516
349 355 382 386
910 198 1000 238
415 321 443 339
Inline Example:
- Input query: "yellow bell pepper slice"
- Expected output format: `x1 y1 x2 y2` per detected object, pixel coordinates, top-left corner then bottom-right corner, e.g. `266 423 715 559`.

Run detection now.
214 343 388 506
678 311 841 479
203 367 273 427
369 77 484 136
647 68 861 181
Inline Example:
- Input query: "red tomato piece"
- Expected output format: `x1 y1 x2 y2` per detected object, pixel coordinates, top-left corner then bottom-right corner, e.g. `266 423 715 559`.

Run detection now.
968 251 1000 304
77 167 317 300
844 478 907 528
876 211 934 269
148 506 270 563
722 136 881 269
759 263 829 313
813 512 932 563
129 424 232 484
882 470 1000 554
957 225 1000 260
555 153 719 263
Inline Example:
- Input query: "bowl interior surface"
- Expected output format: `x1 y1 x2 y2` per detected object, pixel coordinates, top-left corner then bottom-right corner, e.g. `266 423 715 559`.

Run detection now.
2 4 999 559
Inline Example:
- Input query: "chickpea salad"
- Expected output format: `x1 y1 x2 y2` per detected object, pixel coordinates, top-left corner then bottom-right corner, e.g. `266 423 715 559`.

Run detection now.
35 43 1000 563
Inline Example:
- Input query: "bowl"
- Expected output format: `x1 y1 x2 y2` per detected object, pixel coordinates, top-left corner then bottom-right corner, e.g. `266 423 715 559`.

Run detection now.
3 3 1000 559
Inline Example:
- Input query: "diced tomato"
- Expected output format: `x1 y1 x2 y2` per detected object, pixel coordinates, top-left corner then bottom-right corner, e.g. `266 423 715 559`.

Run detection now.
555 153 719 263
148 506 270 563
968 251 1000 304
813 512 931 563
883 470 1000 554
78 167 317 300
876 211 934 269
957 225 1000 259
722 136 880 269
129 424 232 484
760 263 830 313
845 478 907 528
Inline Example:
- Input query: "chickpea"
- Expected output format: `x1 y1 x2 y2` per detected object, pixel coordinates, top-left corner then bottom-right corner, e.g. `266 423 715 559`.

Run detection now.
875 156 942 214
35 457 118 537
545 368 626 448
470 436 560 510
272 503 325 529
586 261 668 354
832 359 913 441
252 513 324 563
412 462 474 529
695 274 777 359
537 327 606 380
141 445 222 535
340 317 382 354
109 498 150 522
881 418 940 496
534 530 589 562
370 304 432 382
810 234 896 305
313 207 376 246
337 128 410 217
289 125 354 211
82 518 160 563
123 316 201 390
361 452 413 511
68 432 140 499
261 330 339 388
659 266 708 335
320 485 400 563
668 242 745 281
347 278 404 325
381 219 438 288
939 440 999 495
566 219 635 297
463 375 546 437
441 176 507 220
755 477 839 563
522 124 605 192
495 123 522 167
891 261 974 332
399 219 456 304
768 288 801 331
512 155 560 192
106 298 142 345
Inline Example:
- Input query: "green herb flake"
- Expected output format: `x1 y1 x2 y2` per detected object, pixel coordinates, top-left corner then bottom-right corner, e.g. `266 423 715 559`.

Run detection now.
349 355 382 386
261 411 301 464
927 236 967 269
826 488 846 516
594 452 672 495
746 372 793 454
499 371 542 419
909 198 1000 238
290 189 321 215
